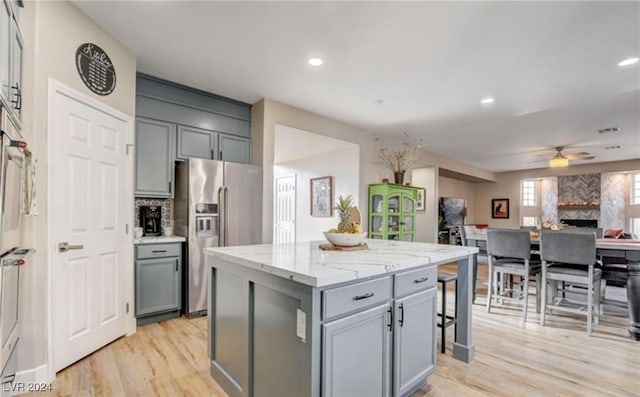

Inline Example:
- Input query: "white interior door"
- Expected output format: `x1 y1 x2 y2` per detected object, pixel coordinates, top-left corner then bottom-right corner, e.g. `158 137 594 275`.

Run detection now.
274 175 296 244
51 88 130 372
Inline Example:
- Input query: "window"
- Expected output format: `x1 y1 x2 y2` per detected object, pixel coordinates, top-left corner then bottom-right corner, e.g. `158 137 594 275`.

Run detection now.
633 173 640 205
522 180 536 206
631 218 640 236
522 216 538 226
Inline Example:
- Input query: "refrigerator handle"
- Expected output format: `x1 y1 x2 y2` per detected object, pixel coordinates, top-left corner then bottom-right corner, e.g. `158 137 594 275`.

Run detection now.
218 186 225 246
224 186 230 246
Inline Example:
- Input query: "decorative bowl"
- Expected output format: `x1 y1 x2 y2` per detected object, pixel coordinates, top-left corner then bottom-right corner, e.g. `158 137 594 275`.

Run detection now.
323 232 367 247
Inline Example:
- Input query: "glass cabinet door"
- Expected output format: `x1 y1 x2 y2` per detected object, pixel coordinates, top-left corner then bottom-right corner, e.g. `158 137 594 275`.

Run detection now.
371 194 383 214
388 195 400 214
403 196 414 214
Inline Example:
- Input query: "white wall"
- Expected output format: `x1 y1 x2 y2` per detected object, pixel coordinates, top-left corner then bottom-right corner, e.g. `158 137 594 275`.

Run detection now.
474 160 640 228
19 1 136 376
275 147 360 241
252 99 380 243
412 167 438 243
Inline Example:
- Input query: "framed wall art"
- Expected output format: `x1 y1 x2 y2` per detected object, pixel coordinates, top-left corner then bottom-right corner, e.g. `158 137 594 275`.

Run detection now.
310 176 333 217
491 198 510 219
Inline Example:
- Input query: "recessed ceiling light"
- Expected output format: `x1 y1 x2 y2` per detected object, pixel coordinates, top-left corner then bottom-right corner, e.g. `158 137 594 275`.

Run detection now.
618 57 639 67
308 57 323 67
480 97 495 105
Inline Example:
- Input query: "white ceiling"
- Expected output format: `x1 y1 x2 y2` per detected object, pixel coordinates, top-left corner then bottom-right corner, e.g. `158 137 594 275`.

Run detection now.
74 1 640 172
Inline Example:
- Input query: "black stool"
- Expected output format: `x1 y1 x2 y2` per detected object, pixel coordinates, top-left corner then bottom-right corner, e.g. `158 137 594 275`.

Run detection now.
437 272 457 354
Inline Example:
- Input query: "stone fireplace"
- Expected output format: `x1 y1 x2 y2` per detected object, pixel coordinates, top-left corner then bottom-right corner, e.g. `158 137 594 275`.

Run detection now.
557 173 600 225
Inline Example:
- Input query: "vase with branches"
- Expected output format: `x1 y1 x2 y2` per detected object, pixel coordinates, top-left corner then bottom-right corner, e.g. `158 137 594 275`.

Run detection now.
375 132 424 184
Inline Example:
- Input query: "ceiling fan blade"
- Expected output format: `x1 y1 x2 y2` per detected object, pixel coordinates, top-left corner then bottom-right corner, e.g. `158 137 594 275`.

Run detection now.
526 159 548 164
566 153 594 160
573 155 596 161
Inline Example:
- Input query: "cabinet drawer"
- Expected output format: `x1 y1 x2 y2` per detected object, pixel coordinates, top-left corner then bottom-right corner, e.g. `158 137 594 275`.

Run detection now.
323 277 391 320
394 266 437 297
136 243 181 259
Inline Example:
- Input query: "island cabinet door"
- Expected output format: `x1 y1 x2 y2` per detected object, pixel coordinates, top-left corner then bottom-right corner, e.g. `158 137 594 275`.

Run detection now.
322 304 392 397
393 288 437 397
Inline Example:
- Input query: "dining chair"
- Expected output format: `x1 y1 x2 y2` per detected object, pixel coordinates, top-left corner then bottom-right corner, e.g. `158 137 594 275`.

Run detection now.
486 229 541 323
539 230 601 334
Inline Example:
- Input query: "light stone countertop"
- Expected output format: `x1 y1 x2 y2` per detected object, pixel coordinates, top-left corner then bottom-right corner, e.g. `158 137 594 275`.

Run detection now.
205 239 478 287
133 236 186 245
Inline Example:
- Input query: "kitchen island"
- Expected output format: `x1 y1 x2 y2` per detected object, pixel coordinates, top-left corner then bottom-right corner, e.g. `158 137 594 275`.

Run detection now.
204 240 478 397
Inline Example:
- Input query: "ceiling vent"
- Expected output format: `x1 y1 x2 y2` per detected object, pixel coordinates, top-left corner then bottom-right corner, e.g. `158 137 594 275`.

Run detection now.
605 145 622 150
597 127 619 134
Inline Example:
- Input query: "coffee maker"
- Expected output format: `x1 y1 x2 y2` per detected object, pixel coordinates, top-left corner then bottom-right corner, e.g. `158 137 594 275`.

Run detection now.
140 205 162 236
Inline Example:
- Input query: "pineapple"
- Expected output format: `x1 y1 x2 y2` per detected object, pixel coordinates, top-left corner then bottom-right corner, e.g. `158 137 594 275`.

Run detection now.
334 195 354 233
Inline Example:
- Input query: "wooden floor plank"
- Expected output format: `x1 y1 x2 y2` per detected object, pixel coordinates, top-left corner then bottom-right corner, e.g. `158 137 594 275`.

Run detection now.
26 263 640 396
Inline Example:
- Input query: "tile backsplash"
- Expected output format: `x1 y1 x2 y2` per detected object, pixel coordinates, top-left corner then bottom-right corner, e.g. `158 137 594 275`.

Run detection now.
134 198 173 228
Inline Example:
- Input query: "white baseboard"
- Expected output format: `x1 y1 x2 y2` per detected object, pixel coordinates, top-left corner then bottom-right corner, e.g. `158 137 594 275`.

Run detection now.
9 364 51 396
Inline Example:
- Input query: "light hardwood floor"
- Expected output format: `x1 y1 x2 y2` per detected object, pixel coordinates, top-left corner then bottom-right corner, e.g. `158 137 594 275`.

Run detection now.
29 264 639 397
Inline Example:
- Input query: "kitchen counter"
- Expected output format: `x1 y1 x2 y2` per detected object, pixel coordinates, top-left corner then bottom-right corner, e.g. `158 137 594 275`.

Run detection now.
133 236 186 245
204 239 478 287
205 239 477 397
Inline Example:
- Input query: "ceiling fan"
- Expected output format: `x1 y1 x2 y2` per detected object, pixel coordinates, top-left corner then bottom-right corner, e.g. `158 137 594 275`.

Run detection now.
531 146 596 167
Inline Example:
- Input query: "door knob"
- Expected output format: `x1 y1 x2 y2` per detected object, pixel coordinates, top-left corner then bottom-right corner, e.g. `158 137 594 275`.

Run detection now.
58 242 84 252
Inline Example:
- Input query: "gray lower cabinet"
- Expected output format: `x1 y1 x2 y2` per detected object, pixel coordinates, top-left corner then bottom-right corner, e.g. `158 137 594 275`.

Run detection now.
323 304 392 397
208 257 439 397
176 125 218 161
135 117 174 197
135 243 181 324
394 288 437 397
219 134 249 163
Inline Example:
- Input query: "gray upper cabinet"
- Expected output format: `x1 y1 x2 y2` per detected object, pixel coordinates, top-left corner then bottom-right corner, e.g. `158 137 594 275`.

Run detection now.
393 288 437 397
0 1 10 103
0 0 21 125
176 125 218 161
135 117 174 197
219 134 249 164
9 14 21 120
323 304 392 397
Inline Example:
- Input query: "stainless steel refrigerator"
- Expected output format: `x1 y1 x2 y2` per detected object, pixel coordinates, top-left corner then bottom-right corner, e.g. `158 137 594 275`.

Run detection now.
175 159 262 317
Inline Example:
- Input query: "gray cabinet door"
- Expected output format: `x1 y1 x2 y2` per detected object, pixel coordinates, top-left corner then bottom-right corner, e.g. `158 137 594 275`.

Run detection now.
393 288 436 396
219 134 249 164
323 304 391 397
135 117 174 197
176 125 217 160
0 0 10 104
9 14 20 120
135 256 180 317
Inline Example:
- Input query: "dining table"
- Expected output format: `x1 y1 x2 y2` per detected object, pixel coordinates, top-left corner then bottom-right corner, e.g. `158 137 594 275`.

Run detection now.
465 233 640 341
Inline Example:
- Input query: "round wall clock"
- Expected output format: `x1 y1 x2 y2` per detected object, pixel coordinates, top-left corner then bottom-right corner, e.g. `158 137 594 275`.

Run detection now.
75 43 116 96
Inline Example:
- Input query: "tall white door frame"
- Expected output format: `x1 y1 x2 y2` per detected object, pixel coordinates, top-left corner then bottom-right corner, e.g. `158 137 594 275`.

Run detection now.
46 79 135 380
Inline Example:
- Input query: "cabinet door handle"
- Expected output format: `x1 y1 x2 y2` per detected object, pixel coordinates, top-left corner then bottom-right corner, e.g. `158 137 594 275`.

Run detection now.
152 250 167 254
399 303 404 327
353 292 374 301
175 260 178 272
219 151 223 160
414 276 429 284
168 181 172 192
387 307 393 332
211 149 215 159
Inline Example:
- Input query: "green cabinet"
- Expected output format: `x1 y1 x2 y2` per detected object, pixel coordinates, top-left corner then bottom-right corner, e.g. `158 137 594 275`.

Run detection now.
368 184 418 241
